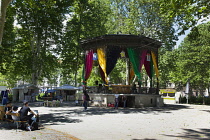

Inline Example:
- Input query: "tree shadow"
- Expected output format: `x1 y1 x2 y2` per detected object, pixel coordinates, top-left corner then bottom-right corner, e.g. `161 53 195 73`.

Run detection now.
0 121 16 130
132 138 157 140
163 128 210 139
201 110 210 113
9 103 191 128
49 104 191 117
37 104 191 126
40 113 82 126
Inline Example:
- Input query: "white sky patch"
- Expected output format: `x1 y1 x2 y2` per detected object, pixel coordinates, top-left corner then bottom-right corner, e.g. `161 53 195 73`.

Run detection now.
14 19 21 28
62 14 71 26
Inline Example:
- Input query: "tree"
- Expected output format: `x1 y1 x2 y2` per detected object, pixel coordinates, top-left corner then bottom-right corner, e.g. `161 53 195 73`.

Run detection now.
106 0 177 50
8 0 72 86
160 0 210 35
159 49 179 88
61 0 110 86
167 22 210 95
0 3 15 75
0 0 13 46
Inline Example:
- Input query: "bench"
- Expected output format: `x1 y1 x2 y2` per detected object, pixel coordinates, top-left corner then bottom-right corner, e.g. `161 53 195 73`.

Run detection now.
6 113 27 132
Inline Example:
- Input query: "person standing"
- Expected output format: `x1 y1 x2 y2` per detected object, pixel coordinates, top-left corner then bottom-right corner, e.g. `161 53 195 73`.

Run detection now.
114 94 119 109
1 90 8 105
83 90 90 111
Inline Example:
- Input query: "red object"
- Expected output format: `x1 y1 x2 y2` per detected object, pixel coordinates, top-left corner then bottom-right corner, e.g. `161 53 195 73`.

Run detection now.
108 103 114 107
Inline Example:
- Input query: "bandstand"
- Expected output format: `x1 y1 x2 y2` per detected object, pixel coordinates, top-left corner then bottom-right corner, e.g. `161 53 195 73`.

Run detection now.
79 34 164 107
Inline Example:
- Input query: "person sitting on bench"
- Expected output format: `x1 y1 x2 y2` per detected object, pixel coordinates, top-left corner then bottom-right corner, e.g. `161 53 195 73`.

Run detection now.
19 101 38 131
10 106 20 121
4 102 12 121
6 106 20 120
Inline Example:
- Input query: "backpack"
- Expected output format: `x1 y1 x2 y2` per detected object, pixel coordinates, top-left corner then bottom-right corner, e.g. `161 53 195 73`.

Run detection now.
86 94 90 101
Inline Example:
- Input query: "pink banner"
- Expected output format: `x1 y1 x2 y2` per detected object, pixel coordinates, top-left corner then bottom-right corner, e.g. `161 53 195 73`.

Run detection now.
139 50 148 71
85 50 94 80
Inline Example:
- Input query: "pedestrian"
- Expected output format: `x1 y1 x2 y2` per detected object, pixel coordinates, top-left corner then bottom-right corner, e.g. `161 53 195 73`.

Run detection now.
83 90 90 111
114 94 119 109
122 95 127 108
1 90 8 105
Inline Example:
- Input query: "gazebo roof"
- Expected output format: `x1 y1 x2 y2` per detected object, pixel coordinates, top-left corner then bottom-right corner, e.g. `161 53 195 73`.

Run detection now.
80 34 161 50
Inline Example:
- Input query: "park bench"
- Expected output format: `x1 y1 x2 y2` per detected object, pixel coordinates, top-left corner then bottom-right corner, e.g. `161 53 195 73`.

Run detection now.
5 112 27 132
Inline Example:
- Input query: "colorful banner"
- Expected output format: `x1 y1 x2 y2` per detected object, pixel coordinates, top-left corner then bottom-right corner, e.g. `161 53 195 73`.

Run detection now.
139 50 148 71
97 48 108 84
127 48 141 81
106 47 121 75
82 50 94 85
151 51 159 78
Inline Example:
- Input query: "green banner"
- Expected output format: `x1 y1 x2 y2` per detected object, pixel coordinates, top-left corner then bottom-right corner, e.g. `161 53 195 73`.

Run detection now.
127 48 141 82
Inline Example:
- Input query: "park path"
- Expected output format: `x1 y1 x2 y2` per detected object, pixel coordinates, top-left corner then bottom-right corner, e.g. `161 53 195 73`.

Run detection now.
1 102 210 140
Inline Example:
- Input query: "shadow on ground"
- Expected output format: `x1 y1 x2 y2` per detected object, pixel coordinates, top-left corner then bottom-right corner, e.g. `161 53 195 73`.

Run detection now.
50 104 191 115
39 104 191 126
132 138 157 140
163 128 210 140
0 120 45 131
1 103 191 128
40 113 82 125
0 121 17 130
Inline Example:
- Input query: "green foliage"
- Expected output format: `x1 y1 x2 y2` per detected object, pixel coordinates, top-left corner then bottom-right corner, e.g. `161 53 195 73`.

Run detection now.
2 0 209 90
61 0 111 86
2 0 72 86
85 66 104 86
159 22 210 92
107 0 177 50
109 59 127 84
160 0 210 35
204 97 210 105
0 4 16 75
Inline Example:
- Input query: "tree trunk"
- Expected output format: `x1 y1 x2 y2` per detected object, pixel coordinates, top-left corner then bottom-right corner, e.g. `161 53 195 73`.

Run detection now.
31 32 41 86
0 0 12 46
74 48 79 87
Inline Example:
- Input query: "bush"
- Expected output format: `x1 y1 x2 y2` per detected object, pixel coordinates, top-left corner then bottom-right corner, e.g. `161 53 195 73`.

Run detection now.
189 96 196 104
179 95 210 105
204 97 210 105
196 96 203 104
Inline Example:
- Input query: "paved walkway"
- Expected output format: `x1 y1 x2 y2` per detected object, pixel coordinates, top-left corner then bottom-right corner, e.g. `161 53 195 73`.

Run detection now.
1 102 210 140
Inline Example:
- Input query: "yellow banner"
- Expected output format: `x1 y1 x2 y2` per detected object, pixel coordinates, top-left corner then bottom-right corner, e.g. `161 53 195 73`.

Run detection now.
151 51 159 78
97 48 108 83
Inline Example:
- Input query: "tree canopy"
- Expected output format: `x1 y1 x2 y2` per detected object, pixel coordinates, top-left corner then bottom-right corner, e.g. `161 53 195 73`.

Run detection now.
1 0 210 88
160 22 210 93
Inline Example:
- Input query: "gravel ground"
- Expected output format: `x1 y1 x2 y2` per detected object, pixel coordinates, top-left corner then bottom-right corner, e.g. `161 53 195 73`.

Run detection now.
1 102 210 140
0 124 78 140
